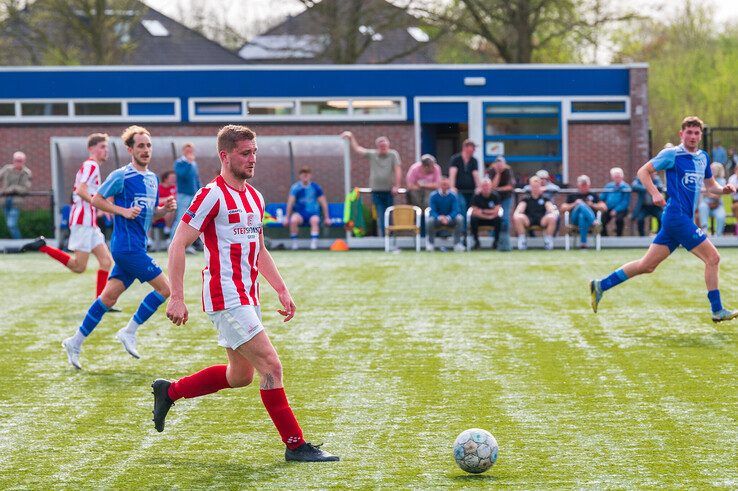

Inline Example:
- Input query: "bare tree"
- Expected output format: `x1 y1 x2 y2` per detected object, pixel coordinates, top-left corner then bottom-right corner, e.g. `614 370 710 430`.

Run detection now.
0 0 143 65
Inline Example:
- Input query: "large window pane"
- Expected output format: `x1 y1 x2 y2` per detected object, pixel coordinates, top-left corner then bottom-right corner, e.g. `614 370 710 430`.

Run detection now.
0 103 14 116
21 102 68 116
486 117 559 136
247 101 295 116
352 99 401 115
492 139 560 157
75 102 122 116
301 100 348 115
486 104 559 114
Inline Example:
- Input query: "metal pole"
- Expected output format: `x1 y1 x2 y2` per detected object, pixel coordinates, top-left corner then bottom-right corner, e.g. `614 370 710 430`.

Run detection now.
288 140 295 185
343 138 352 241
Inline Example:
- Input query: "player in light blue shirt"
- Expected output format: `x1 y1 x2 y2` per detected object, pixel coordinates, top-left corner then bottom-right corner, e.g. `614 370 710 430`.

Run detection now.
591 116 738 323
61 126 177 369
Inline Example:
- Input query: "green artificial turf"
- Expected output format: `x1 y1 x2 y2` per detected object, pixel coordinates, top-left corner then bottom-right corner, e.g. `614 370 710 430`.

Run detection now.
0 249 736 488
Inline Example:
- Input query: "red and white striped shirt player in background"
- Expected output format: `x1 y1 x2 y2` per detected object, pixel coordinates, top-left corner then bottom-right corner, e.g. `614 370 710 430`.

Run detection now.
152 125 339 462
20 133 114 300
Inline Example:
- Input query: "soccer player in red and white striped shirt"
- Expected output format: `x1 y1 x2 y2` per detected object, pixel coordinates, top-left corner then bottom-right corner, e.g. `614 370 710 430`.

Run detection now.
151 125 338 462
20 133 114 298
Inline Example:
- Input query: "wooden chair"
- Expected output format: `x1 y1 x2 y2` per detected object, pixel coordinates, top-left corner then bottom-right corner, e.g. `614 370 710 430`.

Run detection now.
564 210 602 250
384 205 421 252
465 207 503 251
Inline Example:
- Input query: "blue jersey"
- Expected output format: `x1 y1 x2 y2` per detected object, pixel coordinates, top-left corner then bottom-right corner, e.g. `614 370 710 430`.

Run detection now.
652 144 712 218
289 181 324 217
97 163 159 253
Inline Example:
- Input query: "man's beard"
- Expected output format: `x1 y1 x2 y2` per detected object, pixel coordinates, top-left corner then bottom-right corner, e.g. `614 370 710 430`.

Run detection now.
133 155 149 167
231 166 253 180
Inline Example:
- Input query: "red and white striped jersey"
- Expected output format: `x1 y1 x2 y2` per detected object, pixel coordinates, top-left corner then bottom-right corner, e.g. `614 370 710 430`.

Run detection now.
70 159 101 227
182 175 265 313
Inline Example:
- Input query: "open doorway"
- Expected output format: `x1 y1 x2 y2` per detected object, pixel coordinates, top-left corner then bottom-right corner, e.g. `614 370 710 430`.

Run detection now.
420 122 469 175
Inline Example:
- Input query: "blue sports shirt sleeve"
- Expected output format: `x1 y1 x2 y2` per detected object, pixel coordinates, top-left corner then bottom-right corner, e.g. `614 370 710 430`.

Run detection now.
703 152 713 179
289 183 300 197
651 147 676 171
313 182 324 198
97 169 125 198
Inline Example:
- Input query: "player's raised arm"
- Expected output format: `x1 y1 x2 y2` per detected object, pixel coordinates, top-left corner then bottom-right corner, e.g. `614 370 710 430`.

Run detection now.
636 162 665 207
257 233 296 322
166 221 200 326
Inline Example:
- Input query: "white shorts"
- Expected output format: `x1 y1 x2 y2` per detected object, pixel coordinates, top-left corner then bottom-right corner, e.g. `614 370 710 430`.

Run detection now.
68 225 106 253
207 305 264 349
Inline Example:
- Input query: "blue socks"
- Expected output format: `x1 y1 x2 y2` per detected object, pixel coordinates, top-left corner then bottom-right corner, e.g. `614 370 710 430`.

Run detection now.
79 298 110 336
133 291 166 325
708 289 723 313
600 268 629 292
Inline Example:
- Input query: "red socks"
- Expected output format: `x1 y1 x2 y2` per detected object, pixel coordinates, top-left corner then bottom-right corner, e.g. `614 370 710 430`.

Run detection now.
260 388 305 450
168 365 231 401
96 269 108 297
39 245 70 266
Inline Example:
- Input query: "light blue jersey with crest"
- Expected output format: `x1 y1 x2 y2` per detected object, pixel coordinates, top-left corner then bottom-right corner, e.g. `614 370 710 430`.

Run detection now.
97 162 159 253
651 144 712 218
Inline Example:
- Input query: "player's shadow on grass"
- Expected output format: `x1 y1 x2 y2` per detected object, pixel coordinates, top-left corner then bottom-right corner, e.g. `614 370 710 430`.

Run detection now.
148 457 289 484
452 473 498 483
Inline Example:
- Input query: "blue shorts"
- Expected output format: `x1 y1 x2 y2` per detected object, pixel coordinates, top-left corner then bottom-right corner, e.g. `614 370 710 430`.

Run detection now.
297 212 319 224
110 251 162 288
652 213 707 252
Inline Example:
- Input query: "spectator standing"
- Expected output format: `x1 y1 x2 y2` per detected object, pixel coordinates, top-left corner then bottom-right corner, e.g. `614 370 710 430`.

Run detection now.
284 166 331 250
601 167 632 237
726 147 738 174
426 177 464 252
513 176 558 250
170 143 201 247
151 170 177 251
486 155 515 250
560 175 607 249
728 164 738 234
698 163 727 237
447 139 480 213
712 141 728 165
341 131 401 236
406 154 441 209
469 178 502 250
631 173 664 236
0 151 32 239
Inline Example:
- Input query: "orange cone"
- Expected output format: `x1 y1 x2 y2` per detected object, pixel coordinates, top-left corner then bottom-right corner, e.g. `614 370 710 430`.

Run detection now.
329 239 349 251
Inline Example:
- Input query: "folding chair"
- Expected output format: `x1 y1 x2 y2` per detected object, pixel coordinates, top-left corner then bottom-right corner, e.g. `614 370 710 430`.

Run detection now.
564 210 602 250
384 205 421 252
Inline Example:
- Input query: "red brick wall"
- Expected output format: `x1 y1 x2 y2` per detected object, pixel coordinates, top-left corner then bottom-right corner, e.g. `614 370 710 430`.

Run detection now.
0 122 415 205
567 122 633 187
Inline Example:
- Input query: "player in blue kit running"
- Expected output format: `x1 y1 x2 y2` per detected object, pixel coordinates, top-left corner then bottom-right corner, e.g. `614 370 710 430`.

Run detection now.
591 116 738 323
61 126 177 369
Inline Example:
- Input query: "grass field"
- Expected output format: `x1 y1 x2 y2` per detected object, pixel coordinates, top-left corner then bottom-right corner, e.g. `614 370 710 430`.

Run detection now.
0 249 736 489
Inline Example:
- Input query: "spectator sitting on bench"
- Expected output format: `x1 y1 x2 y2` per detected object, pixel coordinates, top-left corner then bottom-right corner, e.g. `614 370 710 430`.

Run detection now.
284 166 331 250
560 174 607 249
698 162 727 237
426 177 464 252
601 167 632 237
469 178 502 250
513 176 558 250
522 169 561 200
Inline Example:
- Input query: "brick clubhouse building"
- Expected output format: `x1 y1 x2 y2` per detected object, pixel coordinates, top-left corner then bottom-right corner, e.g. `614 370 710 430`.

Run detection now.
0 63 648 234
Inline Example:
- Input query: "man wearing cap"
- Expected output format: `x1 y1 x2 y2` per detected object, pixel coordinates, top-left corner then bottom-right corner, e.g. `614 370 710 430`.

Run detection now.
406 154 442 210
486 155 515 251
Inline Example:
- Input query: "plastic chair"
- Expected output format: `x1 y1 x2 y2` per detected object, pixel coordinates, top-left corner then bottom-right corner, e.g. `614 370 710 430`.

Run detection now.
564 210 602 250
384 205 421 252
424 207 457 248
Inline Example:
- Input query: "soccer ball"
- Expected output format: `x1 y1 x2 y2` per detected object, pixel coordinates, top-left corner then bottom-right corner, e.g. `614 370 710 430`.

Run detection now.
453 428 498 474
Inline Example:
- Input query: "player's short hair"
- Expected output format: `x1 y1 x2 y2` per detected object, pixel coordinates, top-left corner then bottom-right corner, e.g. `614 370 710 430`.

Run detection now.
182 142 195 152
87 133 108 149
121 125 151 148
529 175 541 185
217 125 256 153
161 170 174 182
299 166 311 175
577 175 591 185
375 136 390 146
681 116 704 131
480 177 492 185
610 167 624 177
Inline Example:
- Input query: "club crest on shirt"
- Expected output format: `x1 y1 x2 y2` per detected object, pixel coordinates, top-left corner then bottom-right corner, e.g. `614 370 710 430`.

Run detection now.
682 172 702 191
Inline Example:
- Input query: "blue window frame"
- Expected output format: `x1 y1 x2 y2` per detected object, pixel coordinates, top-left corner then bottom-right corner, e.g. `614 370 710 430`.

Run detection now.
483 102 562 164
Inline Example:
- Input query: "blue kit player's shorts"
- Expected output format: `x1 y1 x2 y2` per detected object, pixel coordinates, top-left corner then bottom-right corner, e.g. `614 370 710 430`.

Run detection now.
653 213 707 252
110 251 162 288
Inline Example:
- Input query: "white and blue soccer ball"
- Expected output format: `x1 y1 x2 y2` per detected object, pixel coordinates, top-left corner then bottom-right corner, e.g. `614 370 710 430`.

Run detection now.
453 428 498 474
